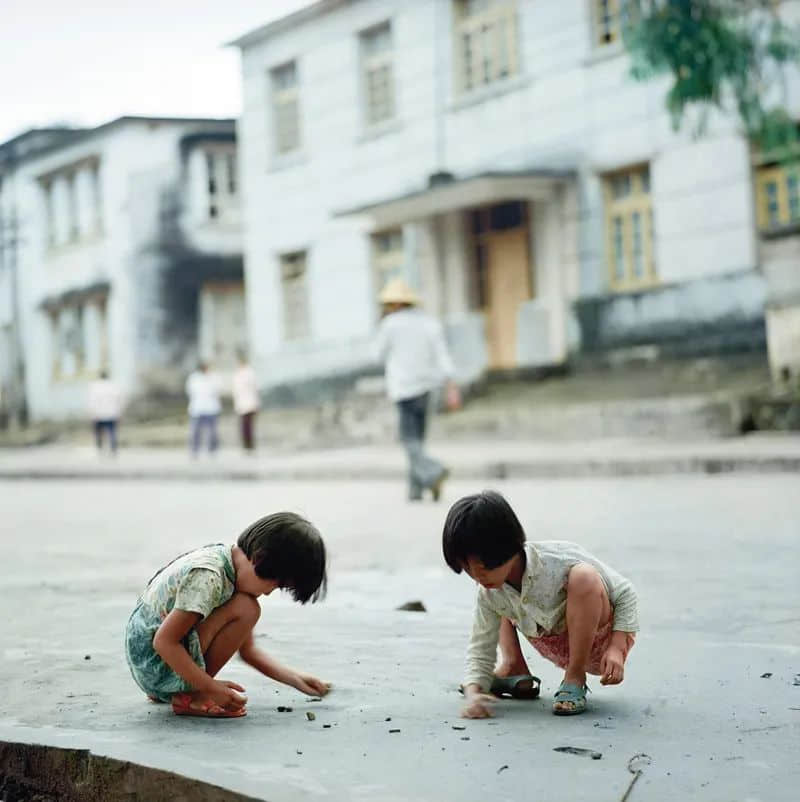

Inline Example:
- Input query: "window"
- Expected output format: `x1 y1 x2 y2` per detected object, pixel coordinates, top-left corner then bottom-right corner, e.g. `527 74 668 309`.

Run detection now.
603 166 655 290
372 228 404 294
280 251 310 340
454 0 518 94
360 22 396 127
205 148 238 222
593 0 644 48
50 298 109 380
271 61 301 155
756 163 800 231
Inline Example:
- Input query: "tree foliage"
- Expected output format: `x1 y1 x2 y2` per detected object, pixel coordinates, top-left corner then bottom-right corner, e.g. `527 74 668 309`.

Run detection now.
623 0 800 156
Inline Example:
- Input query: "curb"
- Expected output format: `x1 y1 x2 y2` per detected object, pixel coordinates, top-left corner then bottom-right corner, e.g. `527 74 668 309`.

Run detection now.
1 457 799 482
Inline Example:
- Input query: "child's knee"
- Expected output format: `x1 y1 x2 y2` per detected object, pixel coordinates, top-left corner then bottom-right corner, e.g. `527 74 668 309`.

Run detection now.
228 592 261 625
567 563 605 599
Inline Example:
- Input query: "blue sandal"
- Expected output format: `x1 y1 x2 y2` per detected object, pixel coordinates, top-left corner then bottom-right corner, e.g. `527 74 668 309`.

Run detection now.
552 682 588 715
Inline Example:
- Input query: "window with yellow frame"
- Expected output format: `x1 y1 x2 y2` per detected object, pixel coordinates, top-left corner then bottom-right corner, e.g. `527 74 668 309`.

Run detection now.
453 0 518 94
755 163 800 232
604 166 656 291
593 0 644 48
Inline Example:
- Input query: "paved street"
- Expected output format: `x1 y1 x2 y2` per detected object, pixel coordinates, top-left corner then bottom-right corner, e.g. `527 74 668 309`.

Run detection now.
2 475 799 801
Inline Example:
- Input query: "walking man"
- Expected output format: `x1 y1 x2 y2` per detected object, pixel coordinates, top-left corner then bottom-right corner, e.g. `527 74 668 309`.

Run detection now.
186 362 222 456
375 278 460 502
87 371 123 455
232 349 260 452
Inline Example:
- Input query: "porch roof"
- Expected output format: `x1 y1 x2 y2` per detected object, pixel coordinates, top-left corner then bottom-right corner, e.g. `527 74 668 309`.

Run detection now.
333 169 574 229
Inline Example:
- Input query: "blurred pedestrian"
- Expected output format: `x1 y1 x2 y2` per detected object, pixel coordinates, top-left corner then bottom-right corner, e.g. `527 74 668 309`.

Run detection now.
87 370 123 455
375 278 461 502
232 350 260 452
186 362 222 456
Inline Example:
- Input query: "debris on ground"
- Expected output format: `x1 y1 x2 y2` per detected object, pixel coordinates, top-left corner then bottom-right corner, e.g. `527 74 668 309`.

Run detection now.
620 753 652 802
497 765 509 774
396 600 427 612
793 675 800 686
389 729 401 733
309 697 323 702
306 712 316 721
460 736 470 741
385 717 391 721
553 747 602 760
277 706 293 712
323 724 332 729
84 655 91 660
760 672 773 678
452 725 466 731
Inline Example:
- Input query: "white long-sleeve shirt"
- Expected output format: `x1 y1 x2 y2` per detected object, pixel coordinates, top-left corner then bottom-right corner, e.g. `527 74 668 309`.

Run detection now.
375 308 455 402
232 365 259 415
185 371 222 416
87 379 123 421
464 541 640 692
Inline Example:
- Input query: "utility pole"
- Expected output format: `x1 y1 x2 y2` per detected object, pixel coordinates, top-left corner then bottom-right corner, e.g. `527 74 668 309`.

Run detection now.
0 208 27 429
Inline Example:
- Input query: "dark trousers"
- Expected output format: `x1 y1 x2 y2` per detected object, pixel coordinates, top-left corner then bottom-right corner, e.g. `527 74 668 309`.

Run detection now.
240 412 256 450
397 393 445 499
93 419 118 453
190 414 219 455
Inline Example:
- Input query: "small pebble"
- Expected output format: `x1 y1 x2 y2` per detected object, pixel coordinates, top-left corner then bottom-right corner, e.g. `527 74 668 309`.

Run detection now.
452 726 466 731
277 706 293 713
296 750 303 755
306 712 316 721
497 765 509 774
760 672 773 679
461 737 470 741
84 655 91 661
389 729 401 734
385 717 392 722
323 724 332 729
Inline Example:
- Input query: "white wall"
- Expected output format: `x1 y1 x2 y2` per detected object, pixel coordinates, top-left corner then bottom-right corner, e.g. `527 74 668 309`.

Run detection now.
237 0 798 387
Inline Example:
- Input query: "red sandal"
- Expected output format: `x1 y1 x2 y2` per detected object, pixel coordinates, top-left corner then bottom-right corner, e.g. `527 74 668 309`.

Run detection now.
171 692 247 718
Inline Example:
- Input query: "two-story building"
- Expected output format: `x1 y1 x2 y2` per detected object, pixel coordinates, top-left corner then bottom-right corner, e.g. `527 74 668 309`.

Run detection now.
0 116 245 422
232 0 800 397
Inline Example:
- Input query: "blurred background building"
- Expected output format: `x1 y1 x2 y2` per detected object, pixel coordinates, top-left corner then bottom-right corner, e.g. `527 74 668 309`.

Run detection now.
0 117 243 421
233 0 800 402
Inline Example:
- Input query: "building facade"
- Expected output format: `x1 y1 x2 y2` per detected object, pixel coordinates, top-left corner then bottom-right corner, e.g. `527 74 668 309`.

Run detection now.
0 117 244 422
233 0 800 396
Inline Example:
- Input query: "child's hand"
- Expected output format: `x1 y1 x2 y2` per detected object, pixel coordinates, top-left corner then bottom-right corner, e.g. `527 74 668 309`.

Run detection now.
292 672 332 697
461 691 496 719
600 645 625 685
209 680 248 710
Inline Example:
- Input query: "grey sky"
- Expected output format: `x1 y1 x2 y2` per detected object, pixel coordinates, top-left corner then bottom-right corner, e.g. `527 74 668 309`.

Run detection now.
0 0 313 142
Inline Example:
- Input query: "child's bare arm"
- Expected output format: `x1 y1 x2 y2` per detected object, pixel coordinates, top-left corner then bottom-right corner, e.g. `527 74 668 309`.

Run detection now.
154 609 247 707
239 634 331 696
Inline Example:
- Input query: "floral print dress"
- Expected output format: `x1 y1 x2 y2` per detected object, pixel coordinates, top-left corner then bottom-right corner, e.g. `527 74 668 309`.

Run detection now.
125 544 236 701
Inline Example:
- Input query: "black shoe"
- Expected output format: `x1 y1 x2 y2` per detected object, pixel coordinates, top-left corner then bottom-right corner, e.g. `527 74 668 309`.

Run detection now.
430 469 450 502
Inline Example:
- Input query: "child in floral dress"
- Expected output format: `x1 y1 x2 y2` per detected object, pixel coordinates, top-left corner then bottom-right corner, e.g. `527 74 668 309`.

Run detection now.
125 512 329 718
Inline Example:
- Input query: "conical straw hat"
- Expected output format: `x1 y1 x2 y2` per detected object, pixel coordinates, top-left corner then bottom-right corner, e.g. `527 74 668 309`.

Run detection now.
378 277 420 306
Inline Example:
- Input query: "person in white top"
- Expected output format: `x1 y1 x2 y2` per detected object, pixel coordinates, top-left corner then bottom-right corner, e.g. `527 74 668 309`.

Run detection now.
375 278 461 501
443 491 639 719
186 362 223 456
232 350 260 451
87 371 124 454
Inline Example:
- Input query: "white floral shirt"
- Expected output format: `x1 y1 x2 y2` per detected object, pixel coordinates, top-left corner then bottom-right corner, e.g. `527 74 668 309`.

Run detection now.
464 541 639 692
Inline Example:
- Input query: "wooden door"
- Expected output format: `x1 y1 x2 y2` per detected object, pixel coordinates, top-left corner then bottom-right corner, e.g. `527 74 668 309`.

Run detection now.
486 228 531 369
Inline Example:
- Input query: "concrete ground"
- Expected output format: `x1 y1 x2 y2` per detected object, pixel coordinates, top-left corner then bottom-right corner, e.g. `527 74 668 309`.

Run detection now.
1 475 799 801
1 433 800 481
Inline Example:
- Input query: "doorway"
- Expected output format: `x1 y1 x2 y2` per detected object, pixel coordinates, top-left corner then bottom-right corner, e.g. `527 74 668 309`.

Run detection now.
469 201 533 369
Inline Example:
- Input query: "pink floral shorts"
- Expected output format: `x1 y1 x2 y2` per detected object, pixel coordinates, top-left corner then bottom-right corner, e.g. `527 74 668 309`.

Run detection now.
526 620 635 675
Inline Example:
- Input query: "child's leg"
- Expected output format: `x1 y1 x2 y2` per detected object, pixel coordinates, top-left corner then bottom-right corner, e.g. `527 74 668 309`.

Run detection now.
496 617 532 677
195 592 261 677
563 563 611 687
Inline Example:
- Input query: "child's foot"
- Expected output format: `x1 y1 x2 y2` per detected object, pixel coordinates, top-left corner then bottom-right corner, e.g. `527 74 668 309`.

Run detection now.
552 681 588 715
171 692 247 718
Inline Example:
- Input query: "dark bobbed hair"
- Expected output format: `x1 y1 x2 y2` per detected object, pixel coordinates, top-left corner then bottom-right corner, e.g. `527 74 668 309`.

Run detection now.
237 512 327 603
442 490 526 574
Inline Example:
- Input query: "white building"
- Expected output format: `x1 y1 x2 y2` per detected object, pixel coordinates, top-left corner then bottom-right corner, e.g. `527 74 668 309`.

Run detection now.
232 0 800 398
0 117 244 422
